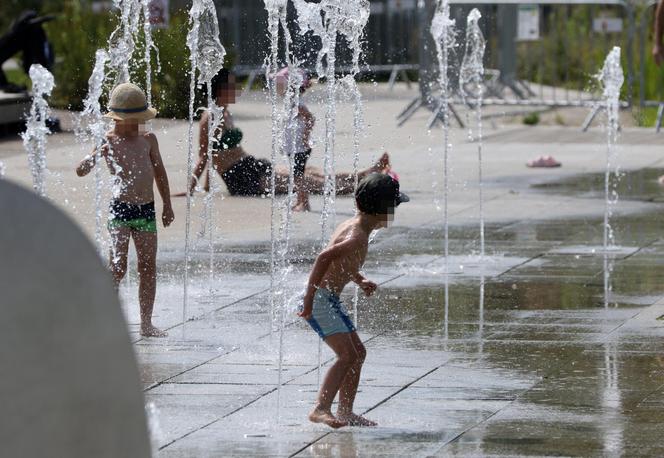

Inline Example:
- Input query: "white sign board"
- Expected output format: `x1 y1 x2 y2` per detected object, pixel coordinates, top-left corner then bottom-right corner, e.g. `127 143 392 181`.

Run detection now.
593 18 623 34
517 5 540 41
149 0 169 28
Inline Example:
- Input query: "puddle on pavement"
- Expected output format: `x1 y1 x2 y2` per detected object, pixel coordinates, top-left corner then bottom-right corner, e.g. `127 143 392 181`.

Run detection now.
531 167 664 202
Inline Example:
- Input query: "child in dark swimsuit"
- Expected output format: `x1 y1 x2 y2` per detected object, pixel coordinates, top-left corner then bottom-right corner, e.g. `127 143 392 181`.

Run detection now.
76 83 174 337
275 67 315 211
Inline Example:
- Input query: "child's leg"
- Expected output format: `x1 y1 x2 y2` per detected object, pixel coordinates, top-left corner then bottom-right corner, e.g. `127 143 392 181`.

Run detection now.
308 332 359 428
336 332 376 426
109 226 131 289
301 153 391 195
293 175 310 212
132 230 166 337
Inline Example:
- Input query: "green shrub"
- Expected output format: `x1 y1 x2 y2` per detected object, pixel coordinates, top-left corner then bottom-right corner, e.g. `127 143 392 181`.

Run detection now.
523 111 540 125
44 1 117 110
42 4 237 119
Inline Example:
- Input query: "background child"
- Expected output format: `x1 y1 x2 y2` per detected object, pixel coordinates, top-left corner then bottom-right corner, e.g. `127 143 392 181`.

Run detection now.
275 67 315 212
298 173 409 428
76 82 174 337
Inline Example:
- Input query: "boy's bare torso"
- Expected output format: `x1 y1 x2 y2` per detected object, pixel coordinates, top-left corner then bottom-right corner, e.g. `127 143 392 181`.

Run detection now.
319 218 369 295
105 132 155 204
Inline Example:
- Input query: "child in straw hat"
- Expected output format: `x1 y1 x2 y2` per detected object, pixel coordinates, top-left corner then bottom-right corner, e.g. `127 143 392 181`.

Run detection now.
76 82 174 337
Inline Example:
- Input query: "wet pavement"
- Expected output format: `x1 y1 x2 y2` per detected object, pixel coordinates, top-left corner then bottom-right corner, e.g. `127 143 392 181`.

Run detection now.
3 84 664 456
130 204 664 457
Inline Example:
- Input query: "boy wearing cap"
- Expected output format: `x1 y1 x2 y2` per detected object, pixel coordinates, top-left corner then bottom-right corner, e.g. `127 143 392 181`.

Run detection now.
298 173 409 428
76 82 174 337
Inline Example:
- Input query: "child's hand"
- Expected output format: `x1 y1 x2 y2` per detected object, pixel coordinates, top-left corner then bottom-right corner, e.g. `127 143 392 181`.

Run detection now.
359 279 377 297
298 299 313 320
162 205 175 227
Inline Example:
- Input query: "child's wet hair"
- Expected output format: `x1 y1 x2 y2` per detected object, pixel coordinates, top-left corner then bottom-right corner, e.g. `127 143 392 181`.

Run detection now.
211 68 233 95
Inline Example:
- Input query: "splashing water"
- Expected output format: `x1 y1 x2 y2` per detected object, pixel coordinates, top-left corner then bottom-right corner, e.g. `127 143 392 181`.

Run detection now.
79 49 110 253
598 46 623 251
106 0 159 95
294 0 370 388
265 0 288 337
107 0 140 84
597 46 623 308
197 2 226 301
265 0 306 424
0 161 5 177
140 0 159 105
183 0 227 335
294 0 341 243
339 0 370 327
430 0 456 339
22 64 55 197
460 9 486 338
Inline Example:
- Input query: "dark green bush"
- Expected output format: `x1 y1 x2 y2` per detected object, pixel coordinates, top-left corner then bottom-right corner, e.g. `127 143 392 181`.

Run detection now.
42 3 222 119
523 111 540 125
45 1 117 110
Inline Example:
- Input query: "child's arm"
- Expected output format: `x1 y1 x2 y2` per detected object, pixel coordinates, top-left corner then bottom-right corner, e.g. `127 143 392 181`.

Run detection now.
352 272 377 297
298 236 362 319
147 133 175 227
76 153 96 177
76 143 108 177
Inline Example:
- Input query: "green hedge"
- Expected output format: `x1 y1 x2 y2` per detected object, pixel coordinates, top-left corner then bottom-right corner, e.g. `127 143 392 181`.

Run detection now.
38 2 233 119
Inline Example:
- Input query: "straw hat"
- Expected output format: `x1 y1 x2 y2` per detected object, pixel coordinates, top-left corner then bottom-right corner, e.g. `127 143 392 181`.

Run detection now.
104 83 157 121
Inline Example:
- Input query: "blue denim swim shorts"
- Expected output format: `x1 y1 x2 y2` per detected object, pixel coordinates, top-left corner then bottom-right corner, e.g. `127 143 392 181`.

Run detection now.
305 288 356 339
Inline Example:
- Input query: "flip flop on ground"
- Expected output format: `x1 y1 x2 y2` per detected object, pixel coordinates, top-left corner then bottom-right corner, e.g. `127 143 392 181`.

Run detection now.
527 156 561 168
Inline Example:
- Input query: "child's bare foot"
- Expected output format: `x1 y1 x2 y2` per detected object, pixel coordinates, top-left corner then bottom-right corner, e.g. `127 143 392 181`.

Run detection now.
337 412 377 427
308 408 347 429
371 152 390 174
141 323 168 337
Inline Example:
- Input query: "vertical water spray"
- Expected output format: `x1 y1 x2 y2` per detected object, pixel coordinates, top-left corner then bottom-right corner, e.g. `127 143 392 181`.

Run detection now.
80 50 110 253
264 0 289 422
459 9 485 341
183 0 226 334
294 0 343 243
430 0 455 339
265 0 287 337
22 64 55 197
294 0 370 385
107 0 140 84
140 0 158 105
597 47 623 308
199 3 226 302
339 0 370 327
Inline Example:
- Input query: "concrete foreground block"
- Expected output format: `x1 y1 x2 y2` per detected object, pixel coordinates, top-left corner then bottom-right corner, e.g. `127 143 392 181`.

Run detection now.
0 179 151 458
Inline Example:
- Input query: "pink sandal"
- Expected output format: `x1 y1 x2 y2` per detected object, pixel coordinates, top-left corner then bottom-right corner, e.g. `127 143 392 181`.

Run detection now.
527 156 561 168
